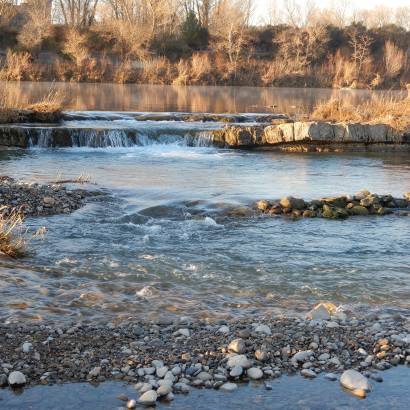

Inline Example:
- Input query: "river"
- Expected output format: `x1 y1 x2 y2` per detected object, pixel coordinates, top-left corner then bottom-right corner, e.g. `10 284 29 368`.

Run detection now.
0 88 409 323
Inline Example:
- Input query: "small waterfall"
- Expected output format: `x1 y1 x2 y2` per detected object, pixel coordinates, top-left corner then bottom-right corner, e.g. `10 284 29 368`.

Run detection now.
21 127 219 148
190 131 215 147
70 130 134 148
33 128 54 147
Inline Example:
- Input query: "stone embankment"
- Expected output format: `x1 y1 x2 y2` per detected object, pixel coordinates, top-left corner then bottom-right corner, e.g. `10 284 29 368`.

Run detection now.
1 304 410 405
256 190 410 219
213 121 410 151
0 176 100 217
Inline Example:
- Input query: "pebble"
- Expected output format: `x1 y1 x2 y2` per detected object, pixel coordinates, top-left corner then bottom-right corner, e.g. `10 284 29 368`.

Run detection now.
157 385 172 397
228 338 246 354
217 325 230 334
340 370 371 392
174 382 190 393
8 371 26 386
88 367 101 378
227 355 252 369
156 366 168 378
301 369 316 378
247 367 264 380
254 324 271 335
220 382 238 392
0 373 8 387
292 350 313 363
176 328 190 337
138 390 158 406
230 365 243 377
127 399 136 409
22 342 33 353
255 349 268 362
324 373 337 381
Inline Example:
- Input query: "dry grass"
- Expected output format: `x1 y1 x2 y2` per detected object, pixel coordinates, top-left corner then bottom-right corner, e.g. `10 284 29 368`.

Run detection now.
0 208 45 258
311 95 410 131
51 172 93 185
27 87 65 114
0 50 38 81
0 83 64 123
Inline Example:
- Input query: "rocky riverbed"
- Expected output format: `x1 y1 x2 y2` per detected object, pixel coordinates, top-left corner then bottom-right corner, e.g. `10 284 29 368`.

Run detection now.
1 304 410 406
0 176 101 217
255 190 410 220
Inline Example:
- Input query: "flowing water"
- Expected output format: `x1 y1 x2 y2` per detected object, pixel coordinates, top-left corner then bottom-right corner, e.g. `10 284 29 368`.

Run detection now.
1 107 410 324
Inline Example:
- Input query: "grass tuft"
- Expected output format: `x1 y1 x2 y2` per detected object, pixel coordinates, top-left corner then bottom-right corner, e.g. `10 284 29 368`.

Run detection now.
311 95 410 131
0 208 46 258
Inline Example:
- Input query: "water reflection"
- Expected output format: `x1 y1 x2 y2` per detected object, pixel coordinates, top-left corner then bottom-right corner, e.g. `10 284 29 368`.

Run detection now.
1 81 406 114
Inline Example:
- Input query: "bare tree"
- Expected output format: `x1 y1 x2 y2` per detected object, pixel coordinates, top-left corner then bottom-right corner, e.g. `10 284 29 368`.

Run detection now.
18 0 52 52
211 0 253 78
275 24 329 72
57 0 99 28
384 41 406 79
348 27 373 79
329 0 351 27
282 0 317 28
0 0 18 28
394 6 410 30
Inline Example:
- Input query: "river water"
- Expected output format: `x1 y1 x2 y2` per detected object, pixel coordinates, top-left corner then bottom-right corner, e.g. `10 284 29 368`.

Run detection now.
1 115 410 323
2 81 407 114
0 84 409 324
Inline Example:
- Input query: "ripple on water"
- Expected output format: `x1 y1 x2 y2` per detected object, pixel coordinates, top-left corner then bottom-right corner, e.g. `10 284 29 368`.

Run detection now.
0 148 410 322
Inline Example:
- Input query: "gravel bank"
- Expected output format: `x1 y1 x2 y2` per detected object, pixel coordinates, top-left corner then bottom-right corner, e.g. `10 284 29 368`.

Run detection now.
0 176 101 217
1 305 410 404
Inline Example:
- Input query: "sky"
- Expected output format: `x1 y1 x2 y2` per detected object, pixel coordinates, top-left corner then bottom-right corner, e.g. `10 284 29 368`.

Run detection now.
255 0 410 22
256 0 410 10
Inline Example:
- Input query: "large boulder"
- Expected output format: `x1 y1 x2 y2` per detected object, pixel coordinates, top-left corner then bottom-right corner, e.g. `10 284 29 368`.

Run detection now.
320 196 348 208
349 206 369 216
280 196 306 210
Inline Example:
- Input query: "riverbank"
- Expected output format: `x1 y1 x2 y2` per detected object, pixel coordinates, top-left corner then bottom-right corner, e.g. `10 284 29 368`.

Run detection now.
1 305 410 405
0 176 100 217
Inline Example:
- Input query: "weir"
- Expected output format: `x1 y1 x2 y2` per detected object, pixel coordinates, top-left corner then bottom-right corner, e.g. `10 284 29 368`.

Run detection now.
0 126 218 148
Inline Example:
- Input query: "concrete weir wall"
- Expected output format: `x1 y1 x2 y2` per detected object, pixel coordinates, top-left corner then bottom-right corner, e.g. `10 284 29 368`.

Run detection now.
0 120 409 151
217 122 410 152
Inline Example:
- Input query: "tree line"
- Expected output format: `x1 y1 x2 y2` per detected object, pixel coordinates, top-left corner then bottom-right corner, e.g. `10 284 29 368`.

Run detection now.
0 0 409 88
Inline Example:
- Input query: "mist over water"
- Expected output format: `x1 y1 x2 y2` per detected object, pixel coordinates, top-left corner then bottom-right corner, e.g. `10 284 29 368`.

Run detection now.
2 81 406 114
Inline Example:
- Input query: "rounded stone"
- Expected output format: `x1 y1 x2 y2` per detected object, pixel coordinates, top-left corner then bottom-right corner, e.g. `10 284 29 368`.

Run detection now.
157 385 172 397
247 367 263 380
227 354 252 369
340 370 371 392
220 382 238 392
138 390 158 406
229 365 243 377
127 399 137 409
8 371 26 386
301 369 316 378
228 338 246 354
